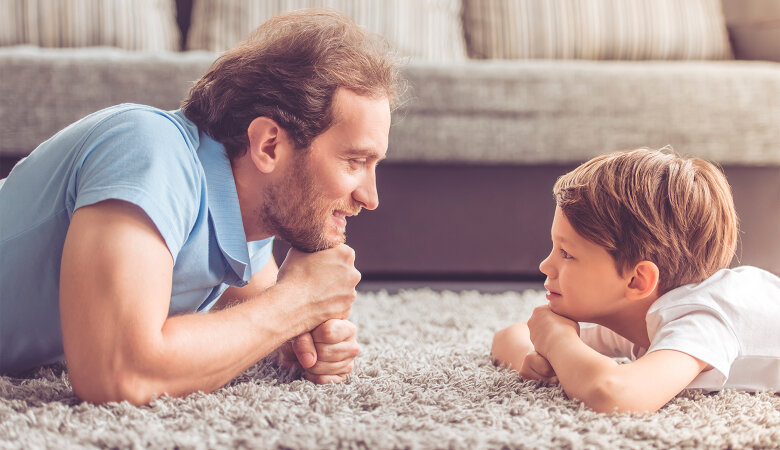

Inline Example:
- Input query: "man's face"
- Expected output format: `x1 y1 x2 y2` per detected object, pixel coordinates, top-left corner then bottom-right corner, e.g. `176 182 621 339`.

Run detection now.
262 89 391 252
538 206 630 322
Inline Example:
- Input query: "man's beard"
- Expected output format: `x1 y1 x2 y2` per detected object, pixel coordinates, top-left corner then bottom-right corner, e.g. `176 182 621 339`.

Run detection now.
260 154 362 253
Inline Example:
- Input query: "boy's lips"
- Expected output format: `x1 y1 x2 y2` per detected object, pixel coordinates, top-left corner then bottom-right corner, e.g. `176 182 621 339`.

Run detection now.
544 285 561 300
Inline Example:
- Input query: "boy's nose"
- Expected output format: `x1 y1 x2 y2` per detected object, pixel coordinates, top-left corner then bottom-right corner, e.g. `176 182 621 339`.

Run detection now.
539 253 555 278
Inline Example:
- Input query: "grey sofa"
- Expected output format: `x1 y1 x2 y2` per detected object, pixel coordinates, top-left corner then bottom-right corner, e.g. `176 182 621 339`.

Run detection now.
1 4 778 279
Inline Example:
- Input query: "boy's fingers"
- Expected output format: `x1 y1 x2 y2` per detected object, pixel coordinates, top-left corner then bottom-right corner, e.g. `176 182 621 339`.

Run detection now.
519 358 544 381
526 351 556 378
292 332 317 369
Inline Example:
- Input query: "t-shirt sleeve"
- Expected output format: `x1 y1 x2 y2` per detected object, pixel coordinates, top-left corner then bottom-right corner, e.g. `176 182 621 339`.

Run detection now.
248 237 275 275
580 323 636 358
69 109 202 261
646 307 740 387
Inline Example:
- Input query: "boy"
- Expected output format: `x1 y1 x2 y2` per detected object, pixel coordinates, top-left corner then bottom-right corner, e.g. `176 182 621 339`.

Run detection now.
491 148 780 414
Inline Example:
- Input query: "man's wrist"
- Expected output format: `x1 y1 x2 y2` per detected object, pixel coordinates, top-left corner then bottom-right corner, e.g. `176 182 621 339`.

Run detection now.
260 282 318 337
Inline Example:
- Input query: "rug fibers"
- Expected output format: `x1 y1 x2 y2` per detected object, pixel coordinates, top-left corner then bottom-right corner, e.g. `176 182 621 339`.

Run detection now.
1 289 779 449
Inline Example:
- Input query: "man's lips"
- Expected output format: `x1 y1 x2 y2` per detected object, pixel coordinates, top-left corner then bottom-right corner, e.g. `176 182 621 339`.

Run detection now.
332 210 356 228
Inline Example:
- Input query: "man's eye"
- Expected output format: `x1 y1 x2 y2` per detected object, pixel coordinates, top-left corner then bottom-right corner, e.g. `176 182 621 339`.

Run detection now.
560 249 572 259
349 159 368 168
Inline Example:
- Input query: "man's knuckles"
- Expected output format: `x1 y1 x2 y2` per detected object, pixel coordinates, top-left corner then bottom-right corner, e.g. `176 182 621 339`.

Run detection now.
313 319 356 342
315 341 360 361
349 269 361 287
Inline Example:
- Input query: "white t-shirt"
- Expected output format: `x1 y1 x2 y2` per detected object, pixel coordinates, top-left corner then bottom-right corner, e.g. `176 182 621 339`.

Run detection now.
580 266 780 391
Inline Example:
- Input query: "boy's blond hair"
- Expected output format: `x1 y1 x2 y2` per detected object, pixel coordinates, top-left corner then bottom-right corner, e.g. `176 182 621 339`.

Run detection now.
553 148 738 294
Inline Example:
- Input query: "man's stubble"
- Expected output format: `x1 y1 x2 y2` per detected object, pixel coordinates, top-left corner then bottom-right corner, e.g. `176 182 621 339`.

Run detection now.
260 153 361 253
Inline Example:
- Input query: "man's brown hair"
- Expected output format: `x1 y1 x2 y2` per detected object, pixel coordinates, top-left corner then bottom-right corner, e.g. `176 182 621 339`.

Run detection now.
182 9 403 159
553 148 738 294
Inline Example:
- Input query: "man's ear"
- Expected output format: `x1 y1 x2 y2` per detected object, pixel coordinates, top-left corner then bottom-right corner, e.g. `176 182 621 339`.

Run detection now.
626 260 660 301
247 117 284 174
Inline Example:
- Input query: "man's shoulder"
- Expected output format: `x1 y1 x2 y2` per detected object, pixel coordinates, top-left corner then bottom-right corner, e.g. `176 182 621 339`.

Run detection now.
76 104 202 176
87 104 199 150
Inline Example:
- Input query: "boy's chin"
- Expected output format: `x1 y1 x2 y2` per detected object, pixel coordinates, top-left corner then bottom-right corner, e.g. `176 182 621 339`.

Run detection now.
549 304 581 322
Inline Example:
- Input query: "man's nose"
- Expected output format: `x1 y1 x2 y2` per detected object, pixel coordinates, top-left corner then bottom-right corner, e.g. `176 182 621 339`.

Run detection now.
354 174 379 211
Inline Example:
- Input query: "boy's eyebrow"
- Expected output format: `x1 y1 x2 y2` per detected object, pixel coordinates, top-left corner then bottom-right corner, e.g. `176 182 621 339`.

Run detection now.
553 234 570 244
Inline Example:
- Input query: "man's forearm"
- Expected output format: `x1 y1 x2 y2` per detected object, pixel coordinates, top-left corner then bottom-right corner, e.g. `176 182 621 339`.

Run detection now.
112 282 313 404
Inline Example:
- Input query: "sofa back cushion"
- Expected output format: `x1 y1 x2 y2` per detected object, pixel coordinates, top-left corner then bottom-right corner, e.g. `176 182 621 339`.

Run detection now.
0 0 180 51
186 0 467 61
463 0 733 60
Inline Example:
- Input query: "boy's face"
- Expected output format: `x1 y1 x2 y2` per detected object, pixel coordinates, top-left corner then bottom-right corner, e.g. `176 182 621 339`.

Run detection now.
538 206 631 322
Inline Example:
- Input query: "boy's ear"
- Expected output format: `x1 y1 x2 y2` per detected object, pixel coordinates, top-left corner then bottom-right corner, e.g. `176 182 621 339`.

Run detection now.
246 117 286 174
626 260 660 300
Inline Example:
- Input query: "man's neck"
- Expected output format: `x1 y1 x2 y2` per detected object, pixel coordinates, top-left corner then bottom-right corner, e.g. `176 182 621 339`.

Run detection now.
231 153 274 242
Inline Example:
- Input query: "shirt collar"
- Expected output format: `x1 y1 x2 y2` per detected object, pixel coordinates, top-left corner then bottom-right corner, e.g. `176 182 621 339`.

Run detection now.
196 132 254 283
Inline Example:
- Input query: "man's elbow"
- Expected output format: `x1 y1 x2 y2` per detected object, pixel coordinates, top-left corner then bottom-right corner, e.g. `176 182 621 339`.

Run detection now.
69 362 158 406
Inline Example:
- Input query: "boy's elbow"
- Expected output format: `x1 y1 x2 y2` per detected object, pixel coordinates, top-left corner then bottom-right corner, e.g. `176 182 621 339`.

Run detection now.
577 376 661 414
491 322 532 367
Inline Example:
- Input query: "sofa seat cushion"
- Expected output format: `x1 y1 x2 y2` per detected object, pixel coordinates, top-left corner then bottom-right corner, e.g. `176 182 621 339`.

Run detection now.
390 59 780 165
0 46 213 156
1 47 778 166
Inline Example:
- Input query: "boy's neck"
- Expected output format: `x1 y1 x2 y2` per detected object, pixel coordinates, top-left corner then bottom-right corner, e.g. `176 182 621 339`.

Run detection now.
595 294 659 349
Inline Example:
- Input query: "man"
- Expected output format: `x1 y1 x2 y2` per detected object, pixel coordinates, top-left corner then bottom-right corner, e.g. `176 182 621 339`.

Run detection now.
0 10 401 405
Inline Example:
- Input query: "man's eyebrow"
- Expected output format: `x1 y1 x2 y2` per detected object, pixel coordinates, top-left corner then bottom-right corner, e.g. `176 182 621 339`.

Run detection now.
344 147 386 161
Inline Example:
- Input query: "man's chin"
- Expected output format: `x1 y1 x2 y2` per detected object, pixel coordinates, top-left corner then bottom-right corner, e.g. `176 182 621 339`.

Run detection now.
287 231 345 253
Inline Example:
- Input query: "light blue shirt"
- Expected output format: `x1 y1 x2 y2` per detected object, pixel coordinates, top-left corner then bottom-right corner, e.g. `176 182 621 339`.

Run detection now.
0 104 273 373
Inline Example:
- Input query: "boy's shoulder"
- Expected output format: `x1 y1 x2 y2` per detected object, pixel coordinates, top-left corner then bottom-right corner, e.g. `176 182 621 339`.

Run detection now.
648 266 780 322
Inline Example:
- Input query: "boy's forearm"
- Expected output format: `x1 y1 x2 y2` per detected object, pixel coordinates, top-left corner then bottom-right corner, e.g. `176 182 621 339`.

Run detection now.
542 333 622 412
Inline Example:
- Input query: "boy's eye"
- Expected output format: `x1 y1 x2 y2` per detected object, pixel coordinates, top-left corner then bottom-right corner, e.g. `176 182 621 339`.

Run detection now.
560 249 573 259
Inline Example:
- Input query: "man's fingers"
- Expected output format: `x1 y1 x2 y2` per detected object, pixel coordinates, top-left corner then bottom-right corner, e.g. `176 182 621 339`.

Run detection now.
292 332 317 369
303 373 349 384
311 319 357 344
314 339 360 363
305 359 355 376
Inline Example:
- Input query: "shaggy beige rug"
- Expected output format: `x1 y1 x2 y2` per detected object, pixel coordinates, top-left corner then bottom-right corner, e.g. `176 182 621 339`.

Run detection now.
1 289 779 449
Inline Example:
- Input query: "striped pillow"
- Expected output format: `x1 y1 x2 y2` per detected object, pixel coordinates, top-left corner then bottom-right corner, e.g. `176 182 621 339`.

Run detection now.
463 0 733 60
0 0 180 51
187 0 467 61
